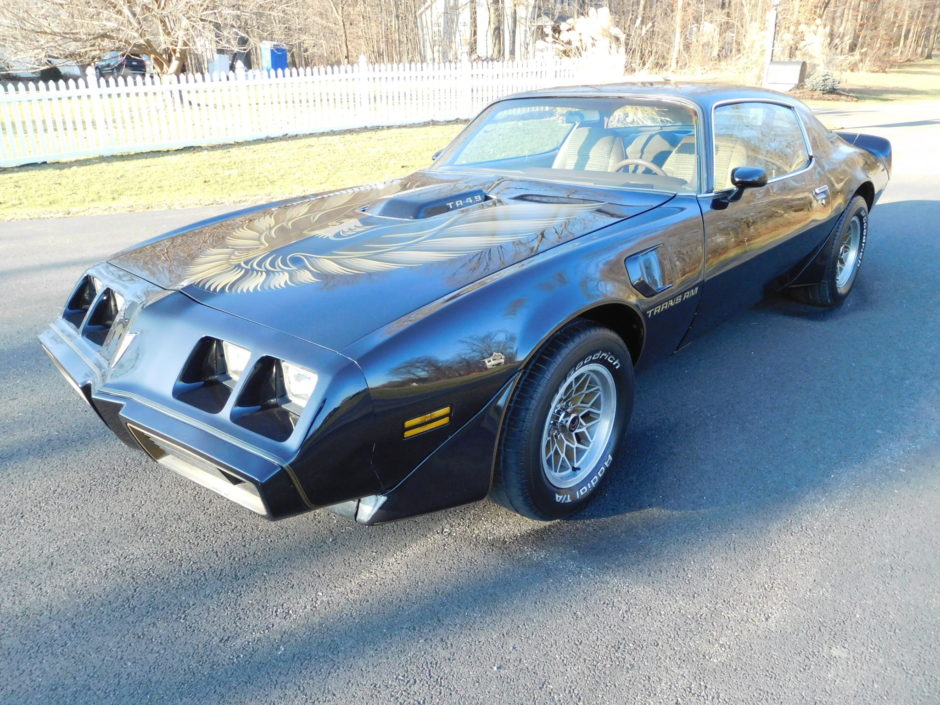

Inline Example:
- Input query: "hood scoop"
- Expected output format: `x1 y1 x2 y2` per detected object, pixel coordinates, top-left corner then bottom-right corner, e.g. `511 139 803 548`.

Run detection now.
367 186 490 219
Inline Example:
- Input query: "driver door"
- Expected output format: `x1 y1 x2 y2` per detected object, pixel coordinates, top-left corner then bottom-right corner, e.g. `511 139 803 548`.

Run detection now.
689 101 835 334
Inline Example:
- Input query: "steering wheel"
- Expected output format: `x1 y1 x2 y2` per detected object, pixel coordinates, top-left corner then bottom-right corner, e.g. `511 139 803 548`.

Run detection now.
610 158 667 177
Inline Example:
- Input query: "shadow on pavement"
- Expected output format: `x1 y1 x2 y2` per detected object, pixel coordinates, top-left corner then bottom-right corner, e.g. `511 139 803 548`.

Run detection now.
840 118 940 129
576 199 939 521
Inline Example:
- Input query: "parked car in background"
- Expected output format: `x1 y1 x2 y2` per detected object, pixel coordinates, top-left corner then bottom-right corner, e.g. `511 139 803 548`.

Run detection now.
45 59 83 80
95 52 149 79
0 62 39 82
41 84 890 525
0 57 81 82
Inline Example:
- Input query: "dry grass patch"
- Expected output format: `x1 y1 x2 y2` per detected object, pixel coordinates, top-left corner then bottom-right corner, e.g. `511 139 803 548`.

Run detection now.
0 122 465 221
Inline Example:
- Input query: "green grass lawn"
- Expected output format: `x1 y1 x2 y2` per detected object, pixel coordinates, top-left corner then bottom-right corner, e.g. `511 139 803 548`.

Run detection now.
839 54 940 102
796 54 940 108
0 122 465 221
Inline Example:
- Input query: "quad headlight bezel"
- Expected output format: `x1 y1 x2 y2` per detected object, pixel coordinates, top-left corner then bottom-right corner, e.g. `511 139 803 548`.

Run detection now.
174 336 319 441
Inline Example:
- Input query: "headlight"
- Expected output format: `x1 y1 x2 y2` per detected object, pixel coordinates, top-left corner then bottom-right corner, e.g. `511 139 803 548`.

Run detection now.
176 339 319 441
221 341 251 382
282 361 318 410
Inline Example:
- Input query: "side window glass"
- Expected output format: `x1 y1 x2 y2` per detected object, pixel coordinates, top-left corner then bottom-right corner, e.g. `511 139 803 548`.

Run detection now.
712 103 810 190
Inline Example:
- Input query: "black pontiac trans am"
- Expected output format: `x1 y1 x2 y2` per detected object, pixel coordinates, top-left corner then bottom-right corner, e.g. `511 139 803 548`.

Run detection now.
40 84 890 524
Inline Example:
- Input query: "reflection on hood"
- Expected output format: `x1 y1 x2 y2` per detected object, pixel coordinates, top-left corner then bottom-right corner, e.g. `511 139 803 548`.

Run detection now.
186 197 600 294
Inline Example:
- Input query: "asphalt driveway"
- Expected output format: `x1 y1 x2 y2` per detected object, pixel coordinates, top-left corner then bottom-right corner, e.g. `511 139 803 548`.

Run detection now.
1 102 938 705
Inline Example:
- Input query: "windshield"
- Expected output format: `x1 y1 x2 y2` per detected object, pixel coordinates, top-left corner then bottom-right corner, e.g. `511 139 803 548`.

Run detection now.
432 97 700 193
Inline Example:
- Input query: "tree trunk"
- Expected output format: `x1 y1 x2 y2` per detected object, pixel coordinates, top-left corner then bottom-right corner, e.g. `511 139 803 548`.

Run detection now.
670 0 684 71
469 0 478 59
921 1 940 58
633 0 647 70
149 47 186 75
508 2 516 59
489 0 503 59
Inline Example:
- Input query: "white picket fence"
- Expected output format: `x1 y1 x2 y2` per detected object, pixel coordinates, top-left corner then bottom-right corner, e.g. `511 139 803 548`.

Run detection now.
0 54 625 168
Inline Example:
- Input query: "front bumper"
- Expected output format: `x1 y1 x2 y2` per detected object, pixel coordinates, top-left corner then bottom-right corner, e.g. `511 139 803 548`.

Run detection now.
40 320 308 518
41 260 514 524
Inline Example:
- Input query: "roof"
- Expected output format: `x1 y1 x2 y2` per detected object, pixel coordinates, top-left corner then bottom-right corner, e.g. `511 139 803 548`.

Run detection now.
503 82 802 111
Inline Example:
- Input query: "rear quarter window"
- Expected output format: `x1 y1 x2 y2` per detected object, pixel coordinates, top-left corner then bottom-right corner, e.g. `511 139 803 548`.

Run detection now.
795 105 835 156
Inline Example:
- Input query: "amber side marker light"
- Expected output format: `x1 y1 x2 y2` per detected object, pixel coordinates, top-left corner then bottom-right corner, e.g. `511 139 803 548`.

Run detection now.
403 406 451 438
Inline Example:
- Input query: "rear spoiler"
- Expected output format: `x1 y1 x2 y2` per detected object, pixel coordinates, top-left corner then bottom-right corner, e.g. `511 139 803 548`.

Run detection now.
836 131 892 174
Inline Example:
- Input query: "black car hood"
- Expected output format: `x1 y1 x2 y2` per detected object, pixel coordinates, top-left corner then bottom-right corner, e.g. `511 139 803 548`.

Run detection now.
110 171 672 352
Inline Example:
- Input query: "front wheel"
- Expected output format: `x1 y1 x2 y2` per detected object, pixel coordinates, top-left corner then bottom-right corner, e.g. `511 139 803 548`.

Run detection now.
492 322 634 520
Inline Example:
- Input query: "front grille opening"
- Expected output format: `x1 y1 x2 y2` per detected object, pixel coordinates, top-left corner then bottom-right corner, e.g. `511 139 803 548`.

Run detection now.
127 424 267 515
231 356 298 442
64 276 98 328
82 288 120 346
173 337 235 414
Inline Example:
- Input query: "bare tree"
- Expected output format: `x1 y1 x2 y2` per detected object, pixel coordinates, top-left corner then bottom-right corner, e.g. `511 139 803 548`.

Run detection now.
0 0 936 75
324 0 353 62
607 0 939 75
0 0 299 74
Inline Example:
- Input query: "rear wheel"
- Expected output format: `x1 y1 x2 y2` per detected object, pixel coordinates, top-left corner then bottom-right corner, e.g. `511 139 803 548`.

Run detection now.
790 195 869 307
492 322 633 520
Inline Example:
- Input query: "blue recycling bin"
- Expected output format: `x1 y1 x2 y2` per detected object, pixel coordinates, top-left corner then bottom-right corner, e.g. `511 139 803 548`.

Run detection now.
261 43 288 72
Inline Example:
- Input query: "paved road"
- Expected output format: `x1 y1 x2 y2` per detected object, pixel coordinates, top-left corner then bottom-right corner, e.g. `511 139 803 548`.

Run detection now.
1 102 938 705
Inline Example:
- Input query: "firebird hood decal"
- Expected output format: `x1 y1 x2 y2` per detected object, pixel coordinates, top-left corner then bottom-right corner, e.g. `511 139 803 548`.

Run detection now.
110 172 673 350
186 200 600 294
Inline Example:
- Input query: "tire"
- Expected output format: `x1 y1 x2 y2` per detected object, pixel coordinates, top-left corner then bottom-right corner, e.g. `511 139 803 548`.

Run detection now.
789 195 869 307
492 321 634 520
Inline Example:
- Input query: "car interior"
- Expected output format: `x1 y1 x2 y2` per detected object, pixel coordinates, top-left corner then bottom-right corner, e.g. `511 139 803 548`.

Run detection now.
441 101 703 192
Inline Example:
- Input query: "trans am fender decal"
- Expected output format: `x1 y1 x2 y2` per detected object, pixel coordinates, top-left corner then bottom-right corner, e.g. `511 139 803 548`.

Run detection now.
645 286 699 318
184 200 600 294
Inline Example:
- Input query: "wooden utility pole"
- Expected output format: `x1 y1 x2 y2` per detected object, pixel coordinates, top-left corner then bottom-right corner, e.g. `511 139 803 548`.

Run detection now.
763 0 780 85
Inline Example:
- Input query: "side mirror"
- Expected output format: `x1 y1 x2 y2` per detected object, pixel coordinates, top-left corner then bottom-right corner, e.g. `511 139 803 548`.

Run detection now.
431 149 443 161
713 166 768 209
731 166 768 189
